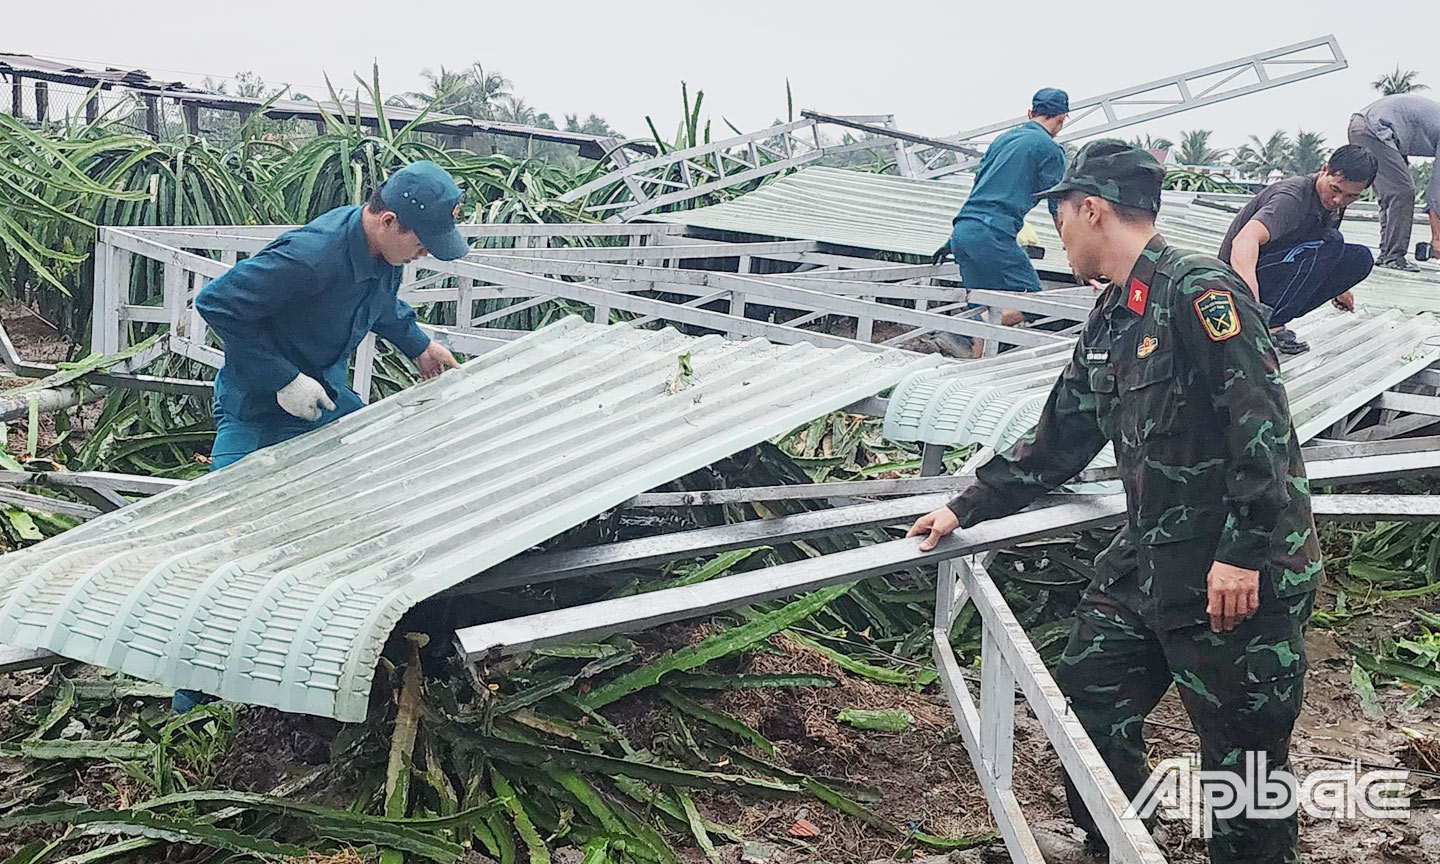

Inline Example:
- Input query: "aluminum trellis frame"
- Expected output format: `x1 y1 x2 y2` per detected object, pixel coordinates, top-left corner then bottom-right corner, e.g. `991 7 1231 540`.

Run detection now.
907 35 1348 180
91 223 1072 385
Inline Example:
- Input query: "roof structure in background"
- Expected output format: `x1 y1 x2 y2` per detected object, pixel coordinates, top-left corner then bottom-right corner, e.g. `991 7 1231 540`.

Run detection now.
0 52 651 159
646 167 969 257
883 307 1440 449
0 318 936 720
648 166 1440 313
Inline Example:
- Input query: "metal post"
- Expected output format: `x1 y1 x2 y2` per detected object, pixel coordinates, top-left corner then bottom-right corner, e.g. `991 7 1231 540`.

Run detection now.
920 443 946 476
353 334 377 404
91 239 130 355
182 103 201 135
163 259 185 336
458 279 477 330
9 73 21 119
856 296 875 343
978 606 1016 790
90 240 112 354
726 255 754 340
143 94 159 138
983 307 1003 357
33 80 47 123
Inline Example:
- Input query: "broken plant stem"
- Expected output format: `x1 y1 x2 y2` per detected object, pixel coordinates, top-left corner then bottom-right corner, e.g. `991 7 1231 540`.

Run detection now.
382 632 429 864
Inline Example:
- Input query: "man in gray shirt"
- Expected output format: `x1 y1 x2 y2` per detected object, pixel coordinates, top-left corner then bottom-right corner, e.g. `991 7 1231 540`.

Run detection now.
1347 94 1440 271
1219 145 1377 354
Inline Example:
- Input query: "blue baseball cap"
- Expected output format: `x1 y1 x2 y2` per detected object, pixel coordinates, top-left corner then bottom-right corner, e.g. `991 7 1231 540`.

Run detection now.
377 161 469 261
1032 88 1070 116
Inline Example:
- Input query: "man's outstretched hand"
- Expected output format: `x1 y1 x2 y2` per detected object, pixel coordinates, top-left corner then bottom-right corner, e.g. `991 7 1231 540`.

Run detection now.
416 340 461 379
931 243 953 267
907 506 961 552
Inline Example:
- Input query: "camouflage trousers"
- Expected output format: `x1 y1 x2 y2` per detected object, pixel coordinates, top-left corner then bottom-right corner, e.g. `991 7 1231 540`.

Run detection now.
1054 570 1315 864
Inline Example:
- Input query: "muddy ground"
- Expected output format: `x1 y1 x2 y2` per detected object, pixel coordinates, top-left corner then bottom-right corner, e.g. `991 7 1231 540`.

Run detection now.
0 302 92 457
663 614 1440 864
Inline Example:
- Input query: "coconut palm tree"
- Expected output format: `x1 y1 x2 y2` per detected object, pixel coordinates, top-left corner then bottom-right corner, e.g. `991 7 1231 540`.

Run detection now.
1176 129 1224 166
469 64 513 117
1286 130 1328 175
402 63 513 119
1236 131 1293 181
1372 66 1429 95
1128 133 1175 153
566 113 620 137
494 95 538 126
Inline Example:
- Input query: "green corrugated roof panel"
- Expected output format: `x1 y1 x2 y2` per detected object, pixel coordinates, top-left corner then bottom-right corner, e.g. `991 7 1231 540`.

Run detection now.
0 318 936 720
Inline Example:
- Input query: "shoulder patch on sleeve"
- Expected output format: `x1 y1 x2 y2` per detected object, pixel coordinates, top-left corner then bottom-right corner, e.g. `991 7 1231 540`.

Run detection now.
1193 288 1242 342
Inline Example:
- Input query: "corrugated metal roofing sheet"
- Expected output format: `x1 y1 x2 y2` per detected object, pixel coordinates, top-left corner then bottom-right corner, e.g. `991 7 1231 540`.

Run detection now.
0 318 936 720
647 167 1440 313
884 307 1440 449
648 167 969 257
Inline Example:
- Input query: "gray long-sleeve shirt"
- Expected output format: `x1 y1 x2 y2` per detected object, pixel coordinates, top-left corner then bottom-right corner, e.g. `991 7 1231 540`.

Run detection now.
1360 94 1440 211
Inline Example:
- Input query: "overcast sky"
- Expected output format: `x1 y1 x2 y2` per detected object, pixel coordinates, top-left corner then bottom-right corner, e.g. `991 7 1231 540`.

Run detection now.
12 1 1439 155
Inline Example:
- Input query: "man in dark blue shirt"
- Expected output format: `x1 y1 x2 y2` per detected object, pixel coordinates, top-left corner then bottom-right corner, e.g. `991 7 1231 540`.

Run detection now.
197 160 467 472
177 162 468 715
935 88 1068 357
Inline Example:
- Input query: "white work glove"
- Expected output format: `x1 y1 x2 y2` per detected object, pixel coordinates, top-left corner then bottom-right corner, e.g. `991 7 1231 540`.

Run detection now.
276 373 335 421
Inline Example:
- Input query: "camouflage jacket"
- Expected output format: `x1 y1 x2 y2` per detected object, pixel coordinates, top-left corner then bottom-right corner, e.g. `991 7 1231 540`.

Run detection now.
948 235 1322 626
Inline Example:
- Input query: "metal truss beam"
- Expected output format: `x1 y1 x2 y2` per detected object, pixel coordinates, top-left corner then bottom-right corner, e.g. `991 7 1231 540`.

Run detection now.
544 38 1345 215
912 35 1347 179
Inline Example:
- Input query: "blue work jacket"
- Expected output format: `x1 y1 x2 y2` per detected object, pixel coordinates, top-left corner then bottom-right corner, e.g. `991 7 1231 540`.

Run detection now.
955 121 1065 236
195 205 431 422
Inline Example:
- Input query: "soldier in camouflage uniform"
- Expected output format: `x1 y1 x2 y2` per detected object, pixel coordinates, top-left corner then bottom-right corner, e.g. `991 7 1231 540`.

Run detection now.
908 140 1322 864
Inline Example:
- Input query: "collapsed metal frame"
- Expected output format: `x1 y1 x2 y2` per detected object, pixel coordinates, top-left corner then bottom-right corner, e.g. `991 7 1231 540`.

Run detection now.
452 444 1440 864
559 36 1347 217
17 175 1440 864
89 221 1090 399
5 216 1440 860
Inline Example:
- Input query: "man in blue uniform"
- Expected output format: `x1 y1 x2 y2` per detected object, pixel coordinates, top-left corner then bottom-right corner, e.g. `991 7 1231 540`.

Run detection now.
196 160 466 472
934 88 1069 357
175 162 466 712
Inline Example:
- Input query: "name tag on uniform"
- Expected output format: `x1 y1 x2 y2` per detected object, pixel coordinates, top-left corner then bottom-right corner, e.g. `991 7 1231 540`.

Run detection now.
1084 348 1110 363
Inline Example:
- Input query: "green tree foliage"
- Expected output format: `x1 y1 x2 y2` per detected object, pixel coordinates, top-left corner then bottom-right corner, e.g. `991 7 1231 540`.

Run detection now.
1372 66 1429 95
1175 129 1225 166
1233 130 1292 181
400 63 513 119
1128 133 1175 153
1286 130 1328 176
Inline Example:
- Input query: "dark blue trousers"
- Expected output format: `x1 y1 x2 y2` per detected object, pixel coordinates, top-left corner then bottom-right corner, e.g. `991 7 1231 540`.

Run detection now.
1255 231 1373 329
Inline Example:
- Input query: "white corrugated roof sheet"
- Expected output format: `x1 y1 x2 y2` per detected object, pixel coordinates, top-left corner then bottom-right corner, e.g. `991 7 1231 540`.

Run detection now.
0 318 937 720
884 307 1440 448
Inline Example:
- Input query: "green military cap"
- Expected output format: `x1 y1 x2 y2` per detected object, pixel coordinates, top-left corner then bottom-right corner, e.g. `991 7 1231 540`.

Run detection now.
1037 139 1164 213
